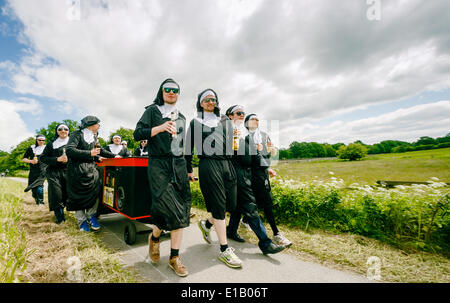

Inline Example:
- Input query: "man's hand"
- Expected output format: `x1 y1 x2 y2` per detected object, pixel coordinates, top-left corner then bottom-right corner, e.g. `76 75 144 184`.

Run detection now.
91 148 101 157
160 121 176 134
268 168 277 177
188 172 195 181
57 155 68 163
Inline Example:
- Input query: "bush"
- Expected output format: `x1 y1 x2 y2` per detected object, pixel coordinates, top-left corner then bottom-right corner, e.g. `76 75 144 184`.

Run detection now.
189 175 450 254
337 143 368 161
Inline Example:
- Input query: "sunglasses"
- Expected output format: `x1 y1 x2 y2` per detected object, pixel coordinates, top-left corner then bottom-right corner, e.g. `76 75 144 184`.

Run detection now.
163 87 179 94
234 111 245 116
57 127 69 131
202 98 217 104
37 139 45 142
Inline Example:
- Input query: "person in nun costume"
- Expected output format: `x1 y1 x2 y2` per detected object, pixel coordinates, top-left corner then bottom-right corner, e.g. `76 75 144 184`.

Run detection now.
133 140 148 156
66 116 116 232
185 89 243 268
134 78 191 277
40 123 70 224
22 134 47 205
104 134 130 158
225 105 285 255
244 114 292 247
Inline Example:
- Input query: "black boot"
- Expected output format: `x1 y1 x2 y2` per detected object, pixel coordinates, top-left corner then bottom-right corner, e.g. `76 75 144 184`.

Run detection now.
261 242 285 255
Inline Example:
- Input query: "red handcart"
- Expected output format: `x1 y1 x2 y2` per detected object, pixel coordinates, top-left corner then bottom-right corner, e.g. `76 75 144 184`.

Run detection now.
96 157 153 244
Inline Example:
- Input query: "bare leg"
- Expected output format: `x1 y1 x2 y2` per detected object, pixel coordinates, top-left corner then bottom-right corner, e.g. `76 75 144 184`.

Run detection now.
170 228 183 249
211 218 227 246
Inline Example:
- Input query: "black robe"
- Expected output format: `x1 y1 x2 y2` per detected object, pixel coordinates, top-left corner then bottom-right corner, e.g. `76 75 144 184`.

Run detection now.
134 104 191 231
185 116 237 219
231 134 263 219
23 146 47 193
40 141 68 211
249 131 273 208
65 130 115 211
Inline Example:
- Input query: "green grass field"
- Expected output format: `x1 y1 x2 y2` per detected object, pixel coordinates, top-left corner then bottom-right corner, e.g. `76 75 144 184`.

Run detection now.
273 148 450 186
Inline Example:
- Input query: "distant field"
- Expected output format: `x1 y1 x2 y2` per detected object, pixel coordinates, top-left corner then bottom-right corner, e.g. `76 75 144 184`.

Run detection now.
273 148 450 186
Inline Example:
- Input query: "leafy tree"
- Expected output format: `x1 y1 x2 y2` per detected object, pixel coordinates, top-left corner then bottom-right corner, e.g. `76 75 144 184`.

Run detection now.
337 143 368 161
323 144 337 157
414 136 436 146
278 149 292 160
0 137 36 172
332 143 345 151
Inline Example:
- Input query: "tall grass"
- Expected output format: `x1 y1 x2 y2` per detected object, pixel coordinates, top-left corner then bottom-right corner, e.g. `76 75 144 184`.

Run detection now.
0 179 34 282
190 175 450 255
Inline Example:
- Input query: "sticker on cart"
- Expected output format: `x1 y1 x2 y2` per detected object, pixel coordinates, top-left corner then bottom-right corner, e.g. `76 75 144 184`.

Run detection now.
103 186 114 207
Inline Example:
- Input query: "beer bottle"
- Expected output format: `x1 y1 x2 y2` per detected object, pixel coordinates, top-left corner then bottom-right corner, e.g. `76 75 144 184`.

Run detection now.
170 111 178 139
233 127 239 151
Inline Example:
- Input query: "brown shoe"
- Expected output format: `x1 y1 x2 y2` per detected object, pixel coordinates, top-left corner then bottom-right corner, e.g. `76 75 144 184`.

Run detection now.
148 235 160 264
168 256 188 277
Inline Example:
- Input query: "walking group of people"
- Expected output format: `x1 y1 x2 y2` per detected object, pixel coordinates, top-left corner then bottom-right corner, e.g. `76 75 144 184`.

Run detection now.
21 120 132 227
21 78 292 278
134 78 292 277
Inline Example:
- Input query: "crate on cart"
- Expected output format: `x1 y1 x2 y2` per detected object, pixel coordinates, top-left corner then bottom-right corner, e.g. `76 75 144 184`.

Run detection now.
97 157 152 244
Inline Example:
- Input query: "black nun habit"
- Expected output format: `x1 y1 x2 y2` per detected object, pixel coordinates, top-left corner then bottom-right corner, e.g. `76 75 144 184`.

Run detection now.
185 89 237 220
40 124 70 214
65 116 115 211
23 135 48 203
244 114 273 208
133 78 191 231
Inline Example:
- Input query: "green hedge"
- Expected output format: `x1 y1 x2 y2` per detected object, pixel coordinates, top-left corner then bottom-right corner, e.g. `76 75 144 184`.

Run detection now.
190 178 450 254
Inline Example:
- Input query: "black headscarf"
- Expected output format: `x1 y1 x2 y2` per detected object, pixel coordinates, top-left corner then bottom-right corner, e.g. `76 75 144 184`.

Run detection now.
152 78 180 106
80 115 100 129
244 114 258 129
196 88 220 118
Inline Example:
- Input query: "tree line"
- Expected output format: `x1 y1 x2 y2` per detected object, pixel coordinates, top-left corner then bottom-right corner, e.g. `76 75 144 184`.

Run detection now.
278 134 450 160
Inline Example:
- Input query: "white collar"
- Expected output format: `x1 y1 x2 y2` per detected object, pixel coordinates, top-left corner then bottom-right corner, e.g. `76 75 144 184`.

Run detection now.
81 128 95 144
195 112 220 128
108 143 123 155
53 137 69 149
233 120 248 139
31 144 46 155
249 128 262 144
157 103 178 119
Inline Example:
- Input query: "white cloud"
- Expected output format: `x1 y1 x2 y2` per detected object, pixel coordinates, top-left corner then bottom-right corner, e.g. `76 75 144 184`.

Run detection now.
277 101 450 147
2 0 450 145
0 98 42 151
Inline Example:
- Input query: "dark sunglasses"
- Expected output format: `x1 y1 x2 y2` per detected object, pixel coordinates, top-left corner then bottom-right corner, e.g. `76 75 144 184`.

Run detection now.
202 98 217 104
234 111 245 116
163 87 179 94
57 127 69 131
37 139 45 142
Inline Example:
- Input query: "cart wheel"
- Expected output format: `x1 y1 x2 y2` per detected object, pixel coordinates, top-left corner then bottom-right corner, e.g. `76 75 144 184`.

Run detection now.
124 222 137 245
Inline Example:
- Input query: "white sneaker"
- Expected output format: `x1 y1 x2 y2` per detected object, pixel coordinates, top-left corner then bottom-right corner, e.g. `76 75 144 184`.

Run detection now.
273 232 293 248
218 247 242 268
198 220 212 244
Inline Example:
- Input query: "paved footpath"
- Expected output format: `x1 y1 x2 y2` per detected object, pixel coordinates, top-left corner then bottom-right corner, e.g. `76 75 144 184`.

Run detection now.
8 177 370 283
98 213 371 283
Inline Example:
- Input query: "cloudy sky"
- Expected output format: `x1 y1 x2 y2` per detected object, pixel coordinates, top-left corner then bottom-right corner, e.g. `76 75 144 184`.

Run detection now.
0 0 449 151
